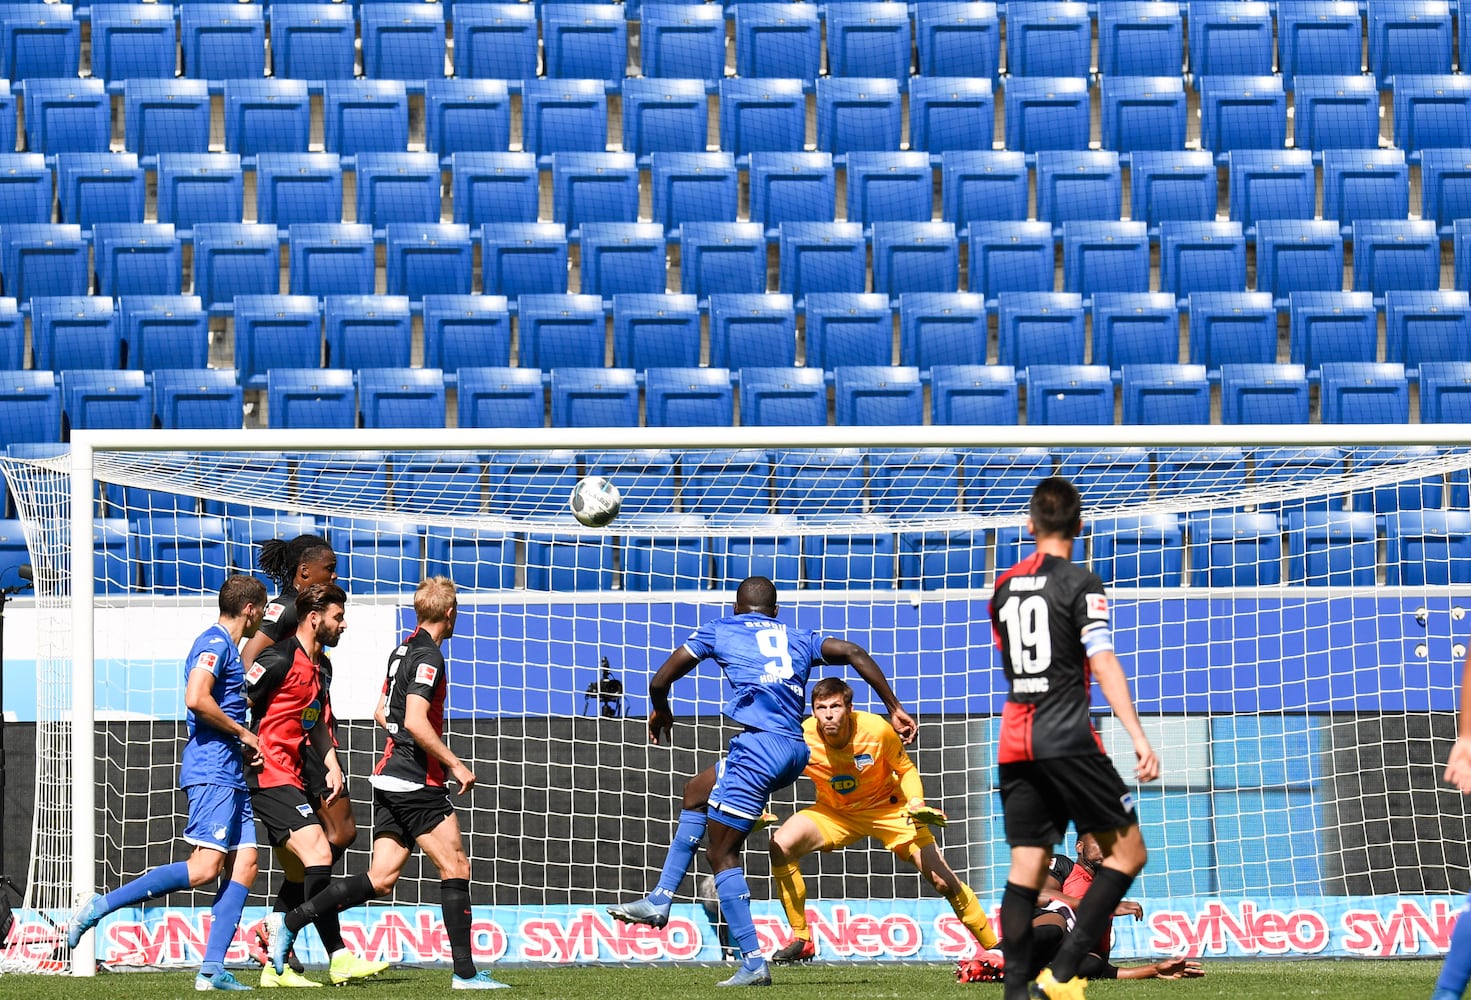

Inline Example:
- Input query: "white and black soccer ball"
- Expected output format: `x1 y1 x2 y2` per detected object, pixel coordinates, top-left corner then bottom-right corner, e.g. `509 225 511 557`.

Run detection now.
570 475 622 527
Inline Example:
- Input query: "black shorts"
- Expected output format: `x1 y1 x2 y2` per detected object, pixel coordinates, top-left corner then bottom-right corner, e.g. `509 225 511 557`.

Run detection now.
251 785 322 847
999 753 1138 848
302 752 352 805
373 785 455 843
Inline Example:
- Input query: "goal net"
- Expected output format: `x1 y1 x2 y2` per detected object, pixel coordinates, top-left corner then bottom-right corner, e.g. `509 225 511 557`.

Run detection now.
3 424 1470 972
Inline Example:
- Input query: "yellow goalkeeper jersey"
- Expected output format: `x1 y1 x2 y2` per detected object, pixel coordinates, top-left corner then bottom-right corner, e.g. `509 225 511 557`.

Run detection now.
802 710 923 812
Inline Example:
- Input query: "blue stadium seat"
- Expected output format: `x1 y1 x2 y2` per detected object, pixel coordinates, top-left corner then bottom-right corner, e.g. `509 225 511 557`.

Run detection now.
361 3 445 80
1192 513 1282 586
580 222 667 298
182 5 265 81
1291 75 1380 151
621 78 708 159
1288 291 1378 372
385 223 473 299
1421 361 1471 420
834 364 923 426
1392 74 1471 154
552 151 639 235
1345 444 1443 515
1419 149 1471 235
733 4 820 80
1189 2 1274 81
807 292 893 368
224 81 311 158
1320 361 1410 422
456 366 544 427
542 4 627 80
357 367 445 429
451 3 537 81
1099 2 1181 78
296 455 391 514
1228 150 1316 236
871 221 959 297
325 82 409 157
916 1 999 81
1322 150 1410 231
0 154 51 226
2 224 85 303
0 370 59 443
287 223 374 297
802 516 897 589
1092 292 1180 370
1285 511 1377 585
138 515 229 595
550 367 638 427
962 447 1052 512
816 78 902 156
998 292 1086 369
645 367 734 427
94 5 175 82
967 221 1054 302
825 2 911 82
1061 221 1149 302
651 152 738 234
32 297 118 372
4 5 78 81
425 80 510 159
1256 443 1348 510
1199 77 1287 158
1003 78 1090 153
255 153 342 228
1155 446 1249 496
1159 221 1247 300
710 293 797 368
327 517 423 595
1351 219 1440 296
845 151 933 225
232 294 319 389
61 368 148 432
152 367 242 430
778 221 866 300
0 298 18 370
1371 0 1453 84
1101 77 1188 154
355 152 441 229
1254 220 1345 304
897 292 985 369
524 528 616 592
749 152 836 231
120 295 209 372
1386 290 1471 369
422 295 511 373
898 518 987 589
1025 365 1113 425
1121 363 1210 424
621 514 710 591
57 153 145 228
909 77 994 154
156 154 244 234
517 293 606 369
1456 219 1471 291
1036 151 1122 228
424 524 515 590
941 151 1029 236
583 448 681 517
679 221 766 296
712 514 802 589
1092 513 1185 587
323 295 413 370
1220 363 1311 423
929 364 1015 424
192 224 280 309
522 79 608 159
450 151 538 232
482 223 569 297
1188 292 1277 369
640 4 724 79
94 223 182 298
266 367 353 428
269 5 354 79
1279 1 1363 81
772 449 865 514
681 448 770 516
1387 510 1471 584
22 79 107 155
738 366 826 425
611 292 699 369
1006 1 1089 78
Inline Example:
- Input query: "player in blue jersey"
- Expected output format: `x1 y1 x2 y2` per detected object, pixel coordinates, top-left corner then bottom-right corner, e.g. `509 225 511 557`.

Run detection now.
67 575 269 991
608 576 917 987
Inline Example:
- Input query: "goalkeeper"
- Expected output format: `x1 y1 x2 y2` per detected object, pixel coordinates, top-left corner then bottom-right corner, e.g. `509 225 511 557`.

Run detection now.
767 677 999 964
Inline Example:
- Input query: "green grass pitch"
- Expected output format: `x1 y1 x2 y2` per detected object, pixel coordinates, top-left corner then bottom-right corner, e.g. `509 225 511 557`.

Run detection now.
0 961 1443 998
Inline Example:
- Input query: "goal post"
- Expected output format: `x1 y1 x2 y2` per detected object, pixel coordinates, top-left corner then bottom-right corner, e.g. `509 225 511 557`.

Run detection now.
5 422 1471 975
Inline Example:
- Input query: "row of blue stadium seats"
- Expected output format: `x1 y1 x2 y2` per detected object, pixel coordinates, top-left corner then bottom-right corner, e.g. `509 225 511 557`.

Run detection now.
5 507 1469 595
7 360 1471 435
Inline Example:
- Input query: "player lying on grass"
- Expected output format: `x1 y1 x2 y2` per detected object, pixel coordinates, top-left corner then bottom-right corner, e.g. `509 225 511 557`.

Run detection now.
765 677 999 966
607 575 916 987
266 577 509 991
67 576 268 992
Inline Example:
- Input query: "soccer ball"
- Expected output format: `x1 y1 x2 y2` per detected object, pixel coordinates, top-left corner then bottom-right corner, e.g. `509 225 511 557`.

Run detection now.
570 475 622 527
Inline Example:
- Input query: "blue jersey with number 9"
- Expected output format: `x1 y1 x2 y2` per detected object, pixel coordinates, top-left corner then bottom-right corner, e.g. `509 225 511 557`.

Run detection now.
682 612 828 739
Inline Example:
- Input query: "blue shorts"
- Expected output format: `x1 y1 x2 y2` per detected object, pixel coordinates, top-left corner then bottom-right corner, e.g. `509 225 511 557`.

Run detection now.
709 731 810 832
182 783 256 852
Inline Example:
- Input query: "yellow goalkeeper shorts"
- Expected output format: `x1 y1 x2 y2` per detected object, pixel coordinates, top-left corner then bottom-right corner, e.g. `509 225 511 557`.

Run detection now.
801 802 936 857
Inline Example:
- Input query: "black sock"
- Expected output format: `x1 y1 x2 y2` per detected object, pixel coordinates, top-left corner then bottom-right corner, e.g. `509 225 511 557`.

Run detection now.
1027 923 1065 980
286 872 375 935
292 865 347 953
441 878 477 979
276 878 304 913
1000 882 1039 1000
1050 866 1134 982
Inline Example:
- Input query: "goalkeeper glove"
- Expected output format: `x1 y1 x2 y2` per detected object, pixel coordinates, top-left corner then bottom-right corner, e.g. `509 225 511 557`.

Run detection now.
907 798 948 827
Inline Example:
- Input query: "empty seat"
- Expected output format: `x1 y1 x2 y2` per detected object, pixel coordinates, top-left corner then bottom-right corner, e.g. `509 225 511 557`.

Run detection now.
522 79 608 159
138 515 229 594
120 295 209 372
425 524 513 589
640 4 724 79
517 293 605 369
0 298 16 369
355 152 441 228
61 368 149 432
551 151 639 235
1321 361 1409 421
1092 292 1180 370
898 292 986 369
1188 291 1277 368
772 449 865 514
182 5 265 80
456 366 544 427
778 221 866 300
1003 78 1090 153
710 293 797 368
1099 1 1182 78
580 222 667 298
452 3 537 81
361 3 446 80
1189 2 1274 80
32 297 119 372
1279 1 1363 81
1129 152 1217 231
845 151 933 224
93 5 176 81
0 154 50 226
422 294 511 372
152 367 241 430
1061 221 1149 301
808 292 893 368
611 292 699 369
1199 76 1287 158
1255 220 1345 303
450 151 538 232
871 221 959 297
749 152 836 231
1025 364 1113 425
224 81 310 158
916 1 999 81
1292 75 1380 150
1456 219 1471 291
1322 150 1410 230
286 223 374 297
1155 446 1249 496
94 223 182 298
816 78 902 156
1101 77 1188 153
584 449 680 516
524 528 616 591
232 294 320 389
1371 0 1453 83
1228 150 1316 235
1345 444 1444 515
385 223 473 299
22 79 108 155
255 153 342 228
651 152 739 233
192 224 280 309
1091 513 1185 587
542 4 627 80
826 2 911 81
1036 151 1122 227
482 223 569 297
1392 74 1471 154
270 4 356 80
968 220 1055 302
1385 290 1471 368
1192 513 1282 586
909 77 994 154
549 367 638 427
1121 363 1210 424
1220 363 1311 423
622 514 710 591
645 367 733 426
834 365 922 425
739 367 826 425
56 153 145 228
3 5 79 80
425 80 510 159
1006 1 1090 78
266 367 353 428
2 224 85 303
929 363 1016 424
681 448 771 515
941 151 1029 236
1387 510 1471 584
327 518 423 594
1159 221 1247 300
1288 290 1378 371
325 82 409 157
0 370 60 443
997 292 1086 369
358 367 446 429
733 4 820 79
1419 149 1471 234
156 154 244 233
323 295 412 369
621 78 708 158
1419 361 1471 421
679 221 766 296
1351 220 1440 296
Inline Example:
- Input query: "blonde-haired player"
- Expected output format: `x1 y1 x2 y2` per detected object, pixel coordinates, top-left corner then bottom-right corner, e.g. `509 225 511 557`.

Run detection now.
768 677 1000 966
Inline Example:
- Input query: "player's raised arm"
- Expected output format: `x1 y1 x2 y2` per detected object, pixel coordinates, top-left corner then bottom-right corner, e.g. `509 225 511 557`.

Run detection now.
1089 649 1159 783
819 637 917 743
647 646 701 745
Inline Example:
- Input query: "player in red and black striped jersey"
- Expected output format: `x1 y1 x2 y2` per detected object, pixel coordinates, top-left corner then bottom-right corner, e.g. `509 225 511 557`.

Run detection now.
988 477 1159 1000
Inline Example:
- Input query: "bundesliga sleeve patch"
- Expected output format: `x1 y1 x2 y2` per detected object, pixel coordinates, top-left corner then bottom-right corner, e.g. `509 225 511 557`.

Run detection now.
415 662 438 686
1086 593 1109 620
193 651 219 674
263 603 285 623
244 663 267 685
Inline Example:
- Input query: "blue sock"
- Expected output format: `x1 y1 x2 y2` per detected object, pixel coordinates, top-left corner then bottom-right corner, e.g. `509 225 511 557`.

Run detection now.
101 861 192 912
713 867 761 968
649 809 706 905
202 879 250 973
1436 900 1471 997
